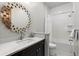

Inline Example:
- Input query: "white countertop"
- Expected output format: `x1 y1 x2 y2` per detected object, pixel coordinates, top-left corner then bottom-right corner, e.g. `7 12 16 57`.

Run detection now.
0 37 44 56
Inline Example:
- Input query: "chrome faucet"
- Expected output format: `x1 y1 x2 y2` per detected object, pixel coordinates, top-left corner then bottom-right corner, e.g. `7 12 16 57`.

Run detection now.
19 31 24 40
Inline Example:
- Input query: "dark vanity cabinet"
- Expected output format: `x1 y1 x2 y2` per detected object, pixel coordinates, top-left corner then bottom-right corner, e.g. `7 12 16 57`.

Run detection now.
10 39 45 56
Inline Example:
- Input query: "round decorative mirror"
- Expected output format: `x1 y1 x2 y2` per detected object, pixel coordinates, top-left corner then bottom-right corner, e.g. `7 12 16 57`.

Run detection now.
0 2 31 33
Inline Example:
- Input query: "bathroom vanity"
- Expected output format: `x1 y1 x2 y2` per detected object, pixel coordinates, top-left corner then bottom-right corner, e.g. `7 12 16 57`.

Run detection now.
0 37 45 56
10 39 45 56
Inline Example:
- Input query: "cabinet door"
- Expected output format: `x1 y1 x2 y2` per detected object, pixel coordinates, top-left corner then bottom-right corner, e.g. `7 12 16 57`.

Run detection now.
10 39 45 56
36 47 43 56
21 44 37 56
36 40 45 56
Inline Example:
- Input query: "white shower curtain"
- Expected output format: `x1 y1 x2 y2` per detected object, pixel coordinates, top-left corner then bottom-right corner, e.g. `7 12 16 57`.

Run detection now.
45 12 73 44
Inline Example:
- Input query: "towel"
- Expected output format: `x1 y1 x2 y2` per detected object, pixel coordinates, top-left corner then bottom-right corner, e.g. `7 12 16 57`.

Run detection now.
70 28 75 38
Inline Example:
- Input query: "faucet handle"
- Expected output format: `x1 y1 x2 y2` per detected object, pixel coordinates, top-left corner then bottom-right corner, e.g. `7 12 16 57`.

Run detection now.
29 32 34 37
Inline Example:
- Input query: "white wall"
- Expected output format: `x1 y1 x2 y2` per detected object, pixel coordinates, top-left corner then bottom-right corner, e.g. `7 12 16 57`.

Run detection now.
46 3 73 44
21 2 45 33
72 3 79 29
0 2 45 44
30 2 45 33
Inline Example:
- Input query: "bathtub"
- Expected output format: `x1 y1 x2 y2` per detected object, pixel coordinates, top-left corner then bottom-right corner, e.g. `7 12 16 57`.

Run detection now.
49 39 74 56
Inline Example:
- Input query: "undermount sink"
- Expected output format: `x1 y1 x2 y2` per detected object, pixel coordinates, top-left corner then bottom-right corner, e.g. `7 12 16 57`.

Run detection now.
16 38 35 45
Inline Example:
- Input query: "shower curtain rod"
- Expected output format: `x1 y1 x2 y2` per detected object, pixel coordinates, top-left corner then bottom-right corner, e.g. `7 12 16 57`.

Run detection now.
51 10 75 16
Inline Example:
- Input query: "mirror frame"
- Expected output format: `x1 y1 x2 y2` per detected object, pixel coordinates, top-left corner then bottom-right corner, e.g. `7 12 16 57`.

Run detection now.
0 2 31 33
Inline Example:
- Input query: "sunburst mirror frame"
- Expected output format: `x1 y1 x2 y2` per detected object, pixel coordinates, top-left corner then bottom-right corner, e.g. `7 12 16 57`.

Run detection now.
0 2 31 33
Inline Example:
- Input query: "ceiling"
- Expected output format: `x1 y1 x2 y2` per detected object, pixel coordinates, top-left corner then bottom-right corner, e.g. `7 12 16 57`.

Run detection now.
44 2 70 9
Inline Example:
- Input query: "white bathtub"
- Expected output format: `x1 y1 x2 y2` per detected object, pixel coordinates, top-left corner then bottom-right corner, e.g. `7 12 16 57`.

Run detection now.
49 39 74 56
